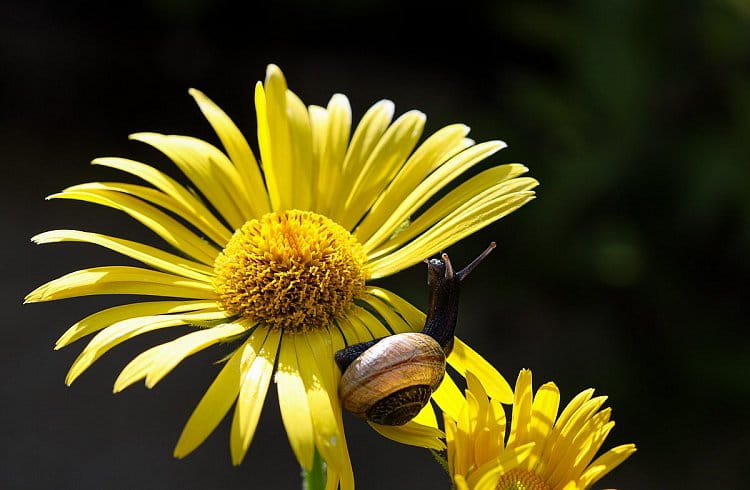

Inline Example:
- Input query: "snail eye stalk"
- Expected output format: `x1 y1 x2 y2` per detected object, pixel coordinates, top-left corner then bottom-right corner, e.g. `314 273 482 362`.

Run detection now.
456 242 496 282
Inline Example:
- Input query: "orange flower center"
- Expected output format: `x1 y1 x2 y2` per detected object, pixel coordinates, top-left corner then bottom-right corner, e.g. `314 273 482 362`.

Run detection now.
213 210 368 331
496 469 551 490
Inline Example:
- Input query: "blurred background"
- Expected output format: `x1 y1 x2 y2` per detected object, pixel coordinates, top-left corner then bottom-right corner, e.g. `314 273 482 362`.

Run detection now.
2 0 749 488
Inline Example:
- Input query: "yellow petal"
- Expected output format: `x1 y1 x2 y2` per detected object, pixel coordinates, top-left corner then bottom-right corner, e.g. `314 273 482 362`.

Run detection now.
312 94 351 216
130 132 249 227
454 475 470 490
338 313 375 344
256 64 293 211
366 166 536 256
564 421 615 484
91 157 233 245
468 442 536 490
367 420 445 450
364 287 424 330
188 88 270 217
525 382 560 470
507 369 533 449
411 396 439 428
449 338 514 404
431 371 465 422
556 389 595 429
546 409 613 487
358 294 412 334
66 310 226 385
25 266 216 303
55 300 216 349
307 327 355 490
350 305 397 338
48 189 219 264
488 399 507 456
275 334 315 470
174 342 245 458
113 321 248 392
285 89 313 210
368 191 536 278
328 100 394 224
232 327 281 465
576 444 636 488
361 140 504 253
354 123 471 244
294 332 354 489
456 390 478 475
33 230 214 281
444 413 458 478
340 110 426 230
542 395 608 475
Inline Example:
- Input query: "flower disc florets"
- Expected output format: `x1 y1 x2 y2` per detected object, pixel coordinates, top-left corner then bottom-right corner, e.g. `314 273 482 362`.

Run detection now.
495 469 551 490
213 210 368 331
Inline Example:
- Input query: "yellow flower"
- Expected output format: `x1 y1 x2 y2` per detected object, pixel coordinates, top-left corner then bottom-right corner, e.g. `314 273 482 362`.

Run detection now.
445 370 636 490
26 64 538 488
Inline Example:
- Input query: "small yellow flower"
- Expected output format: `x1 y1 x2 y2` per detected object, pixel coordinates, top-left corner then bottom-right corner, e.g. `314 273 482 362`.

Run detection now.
26 64 538 488
445 370 636 490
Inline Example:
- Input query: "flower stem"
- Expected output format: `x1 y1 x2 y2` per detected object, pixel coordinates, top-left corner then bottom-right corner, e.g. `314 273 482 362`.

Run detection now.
302 449 327 490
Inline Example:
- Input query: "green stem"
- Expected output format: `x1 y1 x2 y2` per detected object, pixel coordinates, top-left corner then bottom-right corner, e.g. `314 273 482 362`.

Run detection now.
302 449 327 490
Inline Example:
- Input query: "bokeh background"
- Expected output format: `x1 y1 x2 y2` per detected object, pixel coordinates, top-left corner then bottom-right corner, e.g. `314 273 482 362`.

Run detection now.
3 1 749 488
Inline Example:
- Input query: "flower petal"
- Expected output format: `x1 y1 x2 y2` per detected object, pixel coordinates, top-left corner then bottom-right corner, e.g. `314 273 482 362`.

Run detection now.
33 230 214 281
576 444 636 488
285 89 313 210
546 408 613 486
231 327 281 465
25 266 216 303
130 132 250 227
368 191 536 278
113 321 248 392
360 140 505 253
449 339 514 405
367 420 445 450
311 94 351 217
354 123 471 244
66 310 227 385
255 64 294 211
507 369 533 449
366 167 536 257
467 442 536 490
48 188 220 264
275 333 315 470
431 371 465 422
91 157 233 245
188 88 270 217
327 100 394 225
295 331 354 490
174 340 245 459
340 110 426 230
525 382 560 470
54 300 217 349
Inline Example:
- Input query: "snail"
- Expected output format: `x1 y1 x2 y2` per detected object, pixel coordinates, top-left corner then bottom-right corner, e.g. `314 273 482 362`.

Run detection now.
335 242 496 425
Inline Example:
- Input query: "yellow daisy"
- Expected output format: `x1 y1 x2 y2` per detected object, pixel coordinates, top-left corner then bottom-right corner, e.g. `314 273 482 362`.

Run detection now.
445 370 636 490
26 64 538 488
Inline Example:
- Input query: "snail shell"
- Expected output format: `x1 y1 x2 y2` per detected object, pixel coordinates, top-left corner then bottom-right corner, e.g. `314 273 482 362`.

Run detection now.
338 332 446 425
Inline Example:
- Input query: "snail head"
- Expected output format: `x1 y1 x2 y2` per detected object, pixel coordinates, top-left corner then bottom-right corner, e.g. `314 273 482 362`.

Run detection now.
425 242 497 287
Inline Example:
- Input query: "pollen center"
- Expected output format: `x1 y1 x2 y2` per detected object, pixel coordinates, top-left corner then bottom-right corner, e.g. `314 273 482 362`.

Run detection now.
213 210 368 331
496 469 550 490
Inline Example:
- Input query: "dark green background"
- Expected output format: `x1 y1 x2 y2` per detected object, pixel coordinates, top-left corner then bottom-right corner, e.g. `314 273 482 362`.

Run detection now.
3 1 748 488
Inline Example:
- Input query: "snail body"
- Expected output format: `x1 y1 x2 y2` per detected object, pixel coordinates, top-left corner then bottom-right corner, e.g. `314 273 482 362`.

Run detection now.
335 243 496 426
